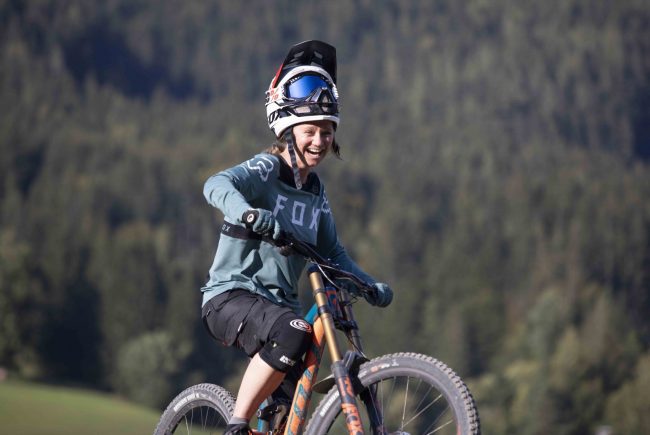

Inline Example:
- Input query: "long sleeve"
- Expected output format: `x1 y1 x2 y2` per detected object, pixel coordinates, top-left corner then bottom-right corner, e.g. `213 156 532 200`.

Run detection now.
328 242 376 287
203 154 279 222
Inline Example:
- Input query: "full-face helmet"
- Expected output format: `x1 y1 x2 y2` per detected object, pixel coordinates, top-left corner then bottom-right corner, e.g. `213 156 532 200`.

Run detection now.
265 40 339 138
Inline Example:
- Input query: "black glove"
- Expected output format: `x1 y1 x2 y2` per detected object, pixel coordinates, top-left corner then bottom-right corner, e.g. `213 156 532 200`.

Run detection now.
245 209 282 240
364 283 393 307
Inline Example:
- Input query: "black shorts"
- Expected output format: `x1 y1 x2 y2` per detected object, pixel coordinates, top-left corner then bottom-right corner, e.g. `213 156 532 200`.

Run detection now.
201 289 296 357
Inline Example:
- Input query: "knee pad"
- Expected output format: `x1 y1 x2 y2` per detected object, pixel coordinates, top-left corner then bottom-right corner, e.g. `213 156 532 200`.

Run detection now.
259 314 312 372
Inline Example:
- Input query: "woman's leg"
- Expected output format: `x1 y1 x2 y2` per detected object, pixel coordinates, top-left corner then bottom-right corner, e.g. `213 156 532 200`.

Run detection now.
231 313 312 421
231 353 286 419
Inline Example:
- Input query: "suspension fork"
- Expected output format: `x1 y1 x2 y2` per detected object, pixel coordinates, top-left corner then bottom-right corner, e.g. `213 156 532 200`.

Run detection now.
337 283 386 435
308 266 365 434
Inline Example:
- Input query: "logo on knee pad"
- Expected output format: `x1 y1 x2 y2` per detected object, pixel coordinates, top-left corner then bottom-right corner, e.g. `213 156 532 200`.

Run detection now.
289 319 312 333
280 355 297 366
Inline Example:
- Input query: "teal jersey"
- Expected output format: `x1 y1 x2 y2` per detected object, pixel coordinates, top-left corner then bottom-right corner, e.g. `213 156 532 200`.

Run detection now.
201 153 375 313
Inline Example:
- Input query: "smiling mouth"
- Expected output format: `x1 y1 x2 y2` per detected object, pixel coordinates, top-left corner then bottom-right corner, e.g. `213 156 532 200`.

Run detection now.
305 147 325 156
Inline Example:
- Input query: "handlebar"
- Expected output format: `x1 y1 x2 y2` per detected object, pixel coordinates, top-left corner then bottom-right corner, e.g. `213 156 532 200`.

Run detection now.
241 210 374 294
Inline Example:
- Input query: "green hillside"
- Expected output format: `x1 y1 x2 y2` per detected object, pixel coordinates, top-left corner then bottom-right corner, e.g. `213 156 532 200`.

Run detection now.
0 380 159 435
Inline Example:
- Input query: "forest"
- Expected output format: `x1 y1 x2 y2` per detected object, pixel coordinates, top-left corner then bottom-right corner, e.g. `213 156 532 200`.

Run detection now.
1 0 649 433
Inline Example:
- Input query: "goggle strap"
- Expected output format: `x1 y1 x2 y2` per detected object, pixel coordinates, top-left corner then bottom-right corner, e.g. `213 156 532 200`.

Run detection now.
284 130 303 190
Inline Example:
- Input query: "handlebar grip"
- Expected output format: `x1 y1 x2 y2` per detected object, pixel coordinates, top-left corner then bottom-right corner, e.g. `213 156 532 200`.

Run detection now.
242 210 259 228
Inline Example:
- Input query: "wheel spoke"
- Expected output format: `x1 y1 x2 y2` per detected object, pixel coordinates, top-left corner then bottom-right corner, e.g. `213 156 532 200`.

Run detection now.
400 376 410 431
402 392 445 429
183 409 190 434
425 414 454 434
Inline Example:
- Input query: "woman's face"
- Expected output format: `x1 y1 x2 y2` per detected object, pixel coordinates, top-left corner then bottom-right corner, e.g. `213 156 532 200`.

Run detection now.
288 121 335 172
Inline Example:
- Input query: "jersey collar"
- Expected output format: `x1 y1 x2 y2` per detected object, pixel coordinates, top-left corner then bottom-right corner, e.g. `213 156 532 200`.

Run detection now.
278 155 322 195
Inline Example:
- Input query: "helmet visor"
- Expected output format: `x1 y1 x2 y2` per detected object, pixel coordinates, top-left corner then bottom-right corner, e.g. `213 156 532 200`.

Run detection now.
286 75 332 99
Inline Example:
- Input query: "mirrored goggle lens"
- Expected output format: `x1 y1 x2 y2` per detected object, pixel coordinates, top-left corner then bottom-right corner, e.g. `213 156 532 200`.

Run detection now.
286 75 331 99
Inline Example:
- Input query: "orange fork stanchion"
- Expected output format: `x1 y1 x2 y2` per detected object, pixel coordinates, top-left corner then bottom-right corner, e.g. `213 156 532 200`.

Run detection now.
308 267 365 435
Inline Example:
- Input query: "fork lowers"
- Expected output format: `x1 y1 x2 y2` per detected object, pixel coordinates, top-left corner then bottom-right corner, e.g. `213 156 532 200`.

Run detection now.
332 360 365 434
308 266 366 434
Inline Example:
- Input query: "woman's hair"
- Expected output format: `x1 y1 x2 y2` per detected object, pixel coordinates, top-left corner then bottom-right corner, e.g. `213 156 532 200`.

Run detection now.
265 135 342 159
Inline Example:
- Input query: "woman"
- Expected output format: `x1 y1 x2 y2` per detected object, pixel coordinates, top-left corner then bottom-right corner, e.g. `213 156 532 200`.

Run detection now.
201 40 393 435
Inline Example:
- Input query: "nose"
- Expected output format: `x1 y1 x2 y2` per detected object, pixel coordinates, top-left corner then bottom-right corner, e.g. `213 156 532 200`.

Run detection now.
312 131 323 146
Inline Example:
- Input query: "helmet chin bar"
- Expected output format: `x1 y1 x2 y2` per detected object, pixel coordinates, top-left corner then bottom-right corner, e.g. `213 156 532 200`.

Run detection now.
284 129 303 190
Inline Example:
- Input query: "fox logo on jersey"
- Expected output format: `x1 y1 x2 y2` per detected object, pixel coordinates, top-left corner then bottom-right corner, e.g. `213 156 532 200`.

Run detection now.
246 156 275 182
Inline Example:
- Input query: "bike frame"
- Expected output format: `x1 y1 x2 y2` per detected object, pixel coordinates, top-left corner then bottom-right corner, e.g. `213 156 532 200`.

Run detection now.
254 265 377 435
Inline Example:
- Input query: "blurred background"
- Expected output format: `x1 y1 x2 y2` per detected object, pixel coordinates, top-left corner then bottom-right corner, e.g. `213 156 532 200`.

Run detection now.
1 0 649 434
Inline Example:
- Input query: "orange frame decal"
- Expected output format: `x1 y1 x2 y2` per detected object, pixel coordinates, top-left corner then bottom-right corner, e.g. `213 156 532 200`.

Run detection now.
285 316 326 435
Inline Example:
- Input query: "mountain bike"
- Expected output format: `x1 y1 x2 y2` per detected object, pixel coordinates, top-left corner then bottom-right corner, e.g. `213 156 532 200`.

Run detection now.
154 213 481 435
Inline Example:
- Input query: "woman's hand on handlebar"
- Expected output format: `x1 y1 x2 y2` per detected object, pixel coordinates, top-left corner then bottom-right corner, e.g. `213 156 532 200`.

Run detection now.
242 209 282 240
364 282 394 307
243 210 309 257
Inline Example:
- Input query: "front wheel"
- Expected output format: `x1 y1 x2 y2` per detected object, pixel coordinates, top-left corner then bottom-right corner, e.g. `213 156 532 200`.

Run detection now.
153 383 235 435
306 352 480 435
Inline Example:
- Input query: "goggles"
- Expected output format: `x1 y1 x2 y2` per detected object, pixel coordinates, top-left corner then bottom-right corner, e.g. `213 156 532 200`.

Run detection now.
282 74 338 116
286 74 333 99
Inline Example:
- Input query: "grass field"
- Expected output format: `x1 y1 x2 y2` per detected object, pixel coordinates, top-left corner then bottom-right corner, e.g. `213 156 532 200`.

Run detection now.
0 379 161 435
